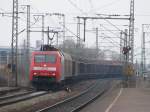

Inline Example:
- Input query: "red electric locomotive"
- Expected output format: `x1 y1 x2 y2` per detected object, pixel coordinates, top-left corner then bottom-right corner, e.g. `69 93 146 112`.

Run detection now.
29 45 73 88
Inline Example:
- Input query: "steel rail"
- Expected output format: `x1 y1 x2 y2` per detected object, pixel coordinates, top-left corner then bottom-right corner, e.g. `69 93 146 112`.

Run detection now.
0 90 35 101
71 80 121 112
0 91 48 107
36 80 111 112
0 87 20 96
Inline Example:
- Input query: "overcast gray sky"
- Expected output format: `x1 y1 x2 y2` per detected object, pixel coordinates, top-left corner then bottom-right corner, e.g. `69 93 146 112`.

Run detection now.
0 0 150 60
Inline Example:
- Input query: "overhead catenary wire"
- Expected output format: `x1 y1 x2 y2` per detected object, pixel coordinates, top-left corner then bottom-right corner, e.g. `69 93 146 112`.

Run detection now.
0 11 129 38
100 24 125 41
89 0 122 13
0 1 132 48
0 10 44 34
102 33 121 47
66 0 87 15
49 16 82 41
97 15 130 36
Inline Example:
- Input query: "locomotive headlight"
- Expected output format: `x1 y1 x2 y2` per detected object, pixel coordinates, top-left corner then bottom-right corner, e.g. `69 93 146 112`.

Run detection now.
33 72 37 75
52 73 56 76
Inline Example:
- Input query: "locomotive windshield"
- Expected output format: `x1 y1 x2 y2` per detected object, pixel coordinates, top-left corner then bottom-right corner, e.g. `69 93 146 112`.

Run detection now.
34 54 56 63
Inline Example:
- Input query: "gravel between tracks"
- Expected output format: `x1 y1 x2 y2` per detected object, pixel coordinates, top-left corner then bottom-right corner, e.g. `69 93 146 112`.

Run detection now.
0 79 96 112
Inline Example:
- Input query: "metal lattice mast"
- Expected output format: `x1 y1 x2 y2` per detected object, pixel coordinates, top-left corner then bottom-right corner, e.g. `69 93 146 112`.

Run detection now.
141 25 146 73
120 31 123 61
26 5 30 57
124 29 128 62
96 27 99 52
129 0 135 63
12 0 18 86
141 24 150 74
77 17 80 47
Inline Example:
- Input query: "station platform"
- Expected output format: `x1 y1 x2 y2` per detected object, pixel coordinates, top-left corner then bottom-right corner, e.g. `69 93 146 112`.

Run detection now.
80 77 150 112
105 88 150 112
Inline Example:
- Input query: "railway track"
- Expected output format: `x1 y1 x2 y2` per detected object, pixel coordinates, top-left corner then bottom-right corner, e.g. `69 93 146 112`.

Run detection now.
36 79 112 112
0 90 35 101
0 87 20 96
0 91 49 107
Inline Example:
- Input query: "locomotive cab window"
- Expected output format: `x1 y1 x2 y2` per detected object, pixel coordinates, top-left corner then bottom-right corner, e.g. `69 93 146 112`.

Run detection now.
34 54 56 63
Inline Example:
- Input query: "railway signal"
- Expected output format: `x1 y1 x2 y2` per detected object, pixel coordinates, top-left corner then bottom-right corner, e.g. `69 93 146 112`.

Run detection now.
122 46 131 54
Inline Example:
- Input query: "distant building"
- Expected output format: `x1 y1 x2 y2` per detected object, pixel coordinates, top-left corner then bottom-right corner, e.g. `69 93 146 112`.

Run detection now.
0 46 11 64
0 45 37 65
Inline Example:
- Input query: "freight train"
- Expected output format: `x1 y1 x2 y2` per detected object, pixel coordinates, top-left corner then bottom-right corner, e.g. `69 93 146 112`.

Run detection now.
29 45 123 88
